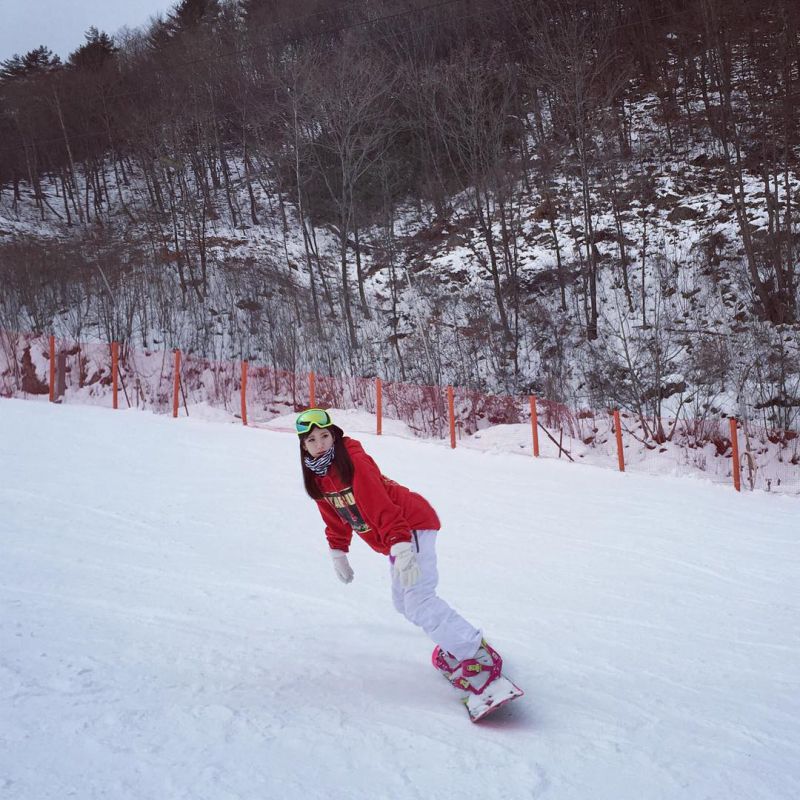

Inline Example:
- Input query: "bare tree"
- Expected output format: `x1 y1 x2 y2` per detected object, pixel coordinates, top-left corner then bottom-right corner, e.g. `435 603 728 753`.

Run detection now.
305 38 396 351
698 0 798 324
525 0 631 340
424 48 521 341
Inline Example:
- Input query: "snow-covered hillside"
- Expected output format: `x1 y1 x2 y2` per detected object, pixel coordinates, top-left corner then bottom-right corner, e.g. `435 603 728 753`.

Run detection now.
2 110 799 431
1 399 798 799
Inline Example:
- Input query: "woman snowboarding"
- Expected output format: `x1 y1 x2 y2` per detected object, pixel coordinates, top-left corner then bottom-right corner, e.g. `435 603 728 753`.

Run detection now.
295 407 522 719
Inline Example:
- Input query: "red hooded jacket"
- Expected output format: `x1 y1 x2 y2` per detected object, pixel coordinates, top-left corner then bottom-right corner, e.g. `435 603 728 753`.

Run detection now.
313 437 440 555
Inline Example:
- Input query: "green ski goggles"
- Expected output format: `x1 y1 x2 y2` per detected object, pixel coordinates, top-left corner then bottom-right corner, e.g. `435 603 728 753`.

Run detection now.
295 408 334 435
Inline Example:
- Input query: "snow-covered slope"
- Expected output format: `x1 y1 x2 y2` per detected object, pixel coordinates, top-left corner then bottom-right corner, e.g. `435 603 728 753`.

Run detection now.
3 120 798 424
1 399 798 799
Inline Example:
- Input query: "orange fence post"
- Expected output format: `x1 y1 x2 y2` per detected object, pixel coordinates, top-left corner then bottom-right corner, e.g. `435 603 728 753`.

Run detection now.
613 409 625 472
376 377 383 435
172 349 181 418
309 371 316 408
447 385 456 449
529 395 540 457
48 335 56 402
241 360 249 426
111 342 119 410
729 417 741 492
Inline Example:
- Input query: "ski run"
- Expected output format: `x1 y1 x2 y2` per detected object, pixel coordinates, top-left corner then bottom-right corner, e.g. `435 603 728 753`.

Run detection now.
1 398 798 800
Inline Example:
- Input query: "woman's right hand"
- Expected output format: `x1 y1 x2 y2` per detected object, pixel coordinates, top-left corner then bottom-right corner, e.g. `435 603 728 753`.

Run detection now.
330 549 354 584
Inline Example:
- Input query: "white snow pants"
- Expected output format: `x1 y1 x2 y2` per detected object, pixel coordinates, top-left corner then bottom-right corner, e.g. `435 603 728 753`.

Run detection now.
389 529 482 662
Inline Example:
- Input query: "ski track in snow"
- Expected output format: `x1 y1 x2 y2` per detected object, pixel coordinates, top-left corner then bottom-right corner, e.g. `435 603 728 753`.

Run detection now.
0 399 798 800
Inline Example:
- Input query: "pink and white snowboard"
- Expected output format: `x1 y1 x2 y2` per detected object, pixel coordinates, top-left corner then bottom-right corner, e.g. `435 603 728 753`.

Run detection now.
463 675 524 722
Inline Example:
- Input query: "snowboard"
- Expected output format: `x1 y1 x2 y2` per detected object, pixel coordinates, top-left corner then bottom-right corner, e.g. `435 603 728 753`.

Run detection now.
462 674 524 722
433 642 524 722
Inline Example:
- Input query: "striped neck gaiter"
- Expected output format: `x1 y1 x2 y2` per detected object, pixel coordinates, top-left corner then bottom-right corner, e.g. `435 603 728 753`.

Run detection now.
304 444 335 476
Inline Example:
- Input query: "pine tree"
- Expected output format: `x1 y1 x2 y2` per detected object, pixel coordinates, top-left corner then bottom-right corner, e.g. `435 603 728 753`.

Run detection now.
167 0 221 34
0 46 61 83
240 0 279 32
146 0 222 49
68 28 118 73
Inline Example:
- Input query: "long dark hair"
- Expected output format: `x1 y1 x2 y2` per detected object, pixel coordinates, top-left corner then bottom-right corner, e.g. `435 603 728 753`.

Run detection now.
299 424 355 500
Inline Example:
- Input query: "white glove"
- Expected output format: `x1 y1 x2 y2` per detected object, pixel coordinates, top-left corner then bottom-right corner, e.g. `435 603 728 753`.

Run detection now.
390 541 421 588
330 549 354 584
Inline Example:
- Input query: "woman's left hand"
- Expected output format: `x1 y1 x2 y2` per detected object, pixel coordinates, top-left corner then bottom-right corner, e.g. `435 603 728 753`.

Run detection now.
390 541 421 588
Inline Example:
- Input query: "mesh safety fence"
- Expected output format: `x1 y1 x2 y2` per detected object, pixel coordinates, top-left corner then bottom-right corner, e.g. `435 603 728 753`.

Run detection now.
2 330 797 495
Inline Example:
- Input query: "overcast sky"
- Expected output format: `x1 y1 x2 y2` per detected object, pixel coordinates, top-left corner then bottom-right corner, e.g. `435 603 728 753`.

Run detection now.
0 0 176 62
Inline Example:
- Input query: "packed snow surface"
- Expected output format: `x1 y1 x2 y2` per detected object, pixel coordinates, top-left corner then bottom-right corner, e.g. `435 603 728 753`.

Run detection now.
1 399 798 800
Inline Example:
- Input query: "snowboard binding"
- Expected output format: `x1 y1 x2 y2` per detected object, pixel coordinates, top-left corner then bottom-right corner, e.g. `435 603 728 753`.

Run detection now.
432 640 503 695
432 640 525 722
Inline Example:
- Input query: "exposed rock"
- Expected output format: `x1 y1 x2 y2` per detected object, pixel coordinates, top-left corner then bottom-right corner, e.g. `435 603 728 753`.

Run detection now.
667 205 702 222
640 379 687 403
20 347 48 395
236 299 262 312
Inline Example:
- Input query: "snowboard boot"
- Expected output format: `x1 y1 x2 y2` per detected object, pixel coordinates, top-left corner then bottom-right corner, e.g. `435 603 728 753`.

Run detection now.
432 639 503 695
